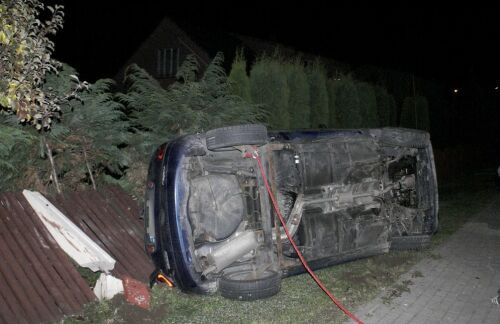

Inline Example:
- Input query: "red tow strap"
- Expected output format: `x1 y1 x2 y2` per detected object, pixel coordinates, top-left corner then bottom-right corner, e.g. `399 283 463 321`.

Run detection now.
245 148 363 324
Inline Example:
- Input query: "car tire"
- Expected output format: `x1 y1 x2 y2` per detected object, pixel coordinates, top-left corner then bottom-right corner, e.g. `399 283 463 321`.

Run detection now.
219 269 281 301
206 124 268 150
379 128 429 148
390 235 431 251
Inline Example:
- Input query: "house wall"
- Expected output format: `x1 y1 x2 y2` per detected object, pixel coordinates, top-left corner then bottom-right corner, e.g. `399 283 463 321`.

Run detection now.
115 18 211 88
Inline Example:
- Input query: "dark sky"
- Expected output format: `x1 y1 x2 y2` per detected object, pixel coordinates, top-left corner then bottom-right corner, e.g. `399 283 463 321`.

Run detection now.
52 1 500 88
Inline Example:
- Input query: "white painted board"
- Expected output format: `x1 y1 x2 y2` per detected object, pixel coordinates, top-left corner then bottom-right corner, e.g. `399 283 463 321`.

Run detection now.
93 273 124 300
23 190 116 272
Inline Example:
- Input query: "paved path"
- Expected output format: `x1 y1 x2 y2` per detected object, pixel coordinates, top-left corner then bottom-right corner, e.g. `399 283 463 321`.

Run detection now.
348 199 500 324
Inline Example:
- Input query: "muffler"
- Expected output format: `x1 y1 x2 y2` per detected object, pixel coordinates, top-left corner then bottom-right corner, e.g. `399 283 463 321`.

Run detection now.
200 231 259 276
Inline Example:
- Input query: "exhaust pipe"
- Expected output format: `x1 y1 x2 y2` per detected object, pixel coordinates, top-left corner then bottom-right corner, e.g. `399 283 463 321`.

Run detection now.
201 231 259 276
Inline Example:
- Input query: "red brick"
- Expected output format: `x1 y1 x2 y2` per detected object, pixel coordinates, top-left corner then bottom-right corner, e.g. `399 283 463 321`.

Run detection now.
122 276 150 310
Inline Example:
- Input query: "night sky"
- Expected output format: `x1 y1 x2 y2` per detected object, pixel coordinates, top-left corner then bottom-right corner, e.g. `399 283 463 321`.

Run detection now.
52 1 500 89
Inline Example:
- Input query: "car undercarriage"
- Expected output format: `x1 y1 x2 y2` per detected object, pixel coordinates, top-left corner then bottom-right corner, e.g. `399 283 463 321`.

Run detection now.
145 125 438 300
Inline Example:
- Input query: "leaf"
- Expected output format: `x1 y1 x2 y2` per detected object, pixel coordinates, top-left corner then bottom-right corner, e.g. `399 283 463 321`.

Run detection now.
0 31 9 45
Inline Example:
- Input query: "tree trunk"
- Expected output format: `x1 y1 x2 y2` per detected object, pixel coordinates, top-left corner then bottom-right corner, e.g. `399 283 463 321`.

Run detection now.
42 135 61 194
82 141 97 190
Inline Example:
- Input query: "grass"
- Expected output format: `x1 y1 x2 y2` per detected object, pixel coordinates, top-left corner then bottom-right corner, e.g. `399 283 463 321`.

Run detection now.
75 266 101 288
63 172 498 324
432 169 498 245
66 250 433 323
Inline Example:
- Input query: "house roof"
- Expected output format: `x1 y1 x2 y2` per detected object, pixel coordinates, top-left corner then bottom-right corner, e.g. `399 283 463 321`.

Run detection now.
133 15 352 77
113 16 213 84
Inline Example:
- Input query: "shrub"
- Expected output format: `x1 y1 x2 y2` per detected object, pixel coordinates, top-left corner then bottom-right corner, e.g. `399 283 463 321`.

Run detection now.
0 0 86 129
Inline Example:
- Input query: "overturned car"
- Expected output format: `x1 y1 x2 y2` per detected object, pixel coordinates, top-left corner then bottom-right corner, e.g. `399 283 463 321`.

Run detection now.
144 125 438 300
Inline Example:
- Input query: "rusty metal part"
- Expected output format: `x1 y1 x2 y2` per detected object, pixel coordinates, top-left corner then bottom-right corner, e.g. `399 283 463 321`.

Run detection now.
267 146 284 266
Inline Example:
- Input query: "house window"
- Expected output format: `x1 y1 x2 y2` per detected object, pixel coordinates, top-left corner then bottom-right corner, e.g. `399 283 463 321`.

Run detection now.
156 48 181 78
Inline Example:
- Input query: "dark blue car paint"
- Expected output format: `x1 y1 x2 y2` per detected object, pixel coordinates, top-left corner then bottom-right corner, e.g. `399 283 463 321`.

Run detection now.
269 129 364 142
150 135 204 291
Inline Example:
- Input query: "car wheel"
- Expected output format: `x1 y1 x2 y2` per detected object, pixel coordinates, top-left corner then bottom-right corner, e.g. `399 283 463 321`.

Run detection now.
219 269 281 301
206 124 268 150
379 128 429 148
390 234 431 251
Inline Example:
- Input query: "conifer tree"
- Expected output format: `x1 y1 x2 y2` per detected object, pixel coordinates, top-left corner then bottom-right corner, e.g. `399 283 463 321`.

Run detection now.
121 53 264 153
249 55 290 129
374 86 397 126
286 58 310 128
332 75 362 128
307 60 329 128
227 49 251 102
0 122 34 191
356 82 378 127
327 79 339 128
400 96 430 131
42 64 130 190
0 64 127 192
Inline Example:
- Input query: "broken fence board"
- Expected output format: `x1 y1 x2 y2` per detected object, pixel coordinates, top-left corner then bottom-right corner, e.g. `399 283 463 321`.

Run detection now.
22 190 116 273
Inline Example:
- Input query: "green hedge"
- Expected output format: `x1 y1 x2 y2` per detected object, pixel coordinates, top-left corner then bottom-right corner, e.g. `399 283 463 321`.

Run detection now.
249 56 290 129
